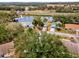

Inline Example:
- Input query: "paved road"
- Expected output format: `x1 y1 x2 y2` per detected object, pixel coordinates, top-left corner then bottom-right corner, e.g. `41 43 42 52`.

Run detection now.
48 31 79 38
25 11 79 16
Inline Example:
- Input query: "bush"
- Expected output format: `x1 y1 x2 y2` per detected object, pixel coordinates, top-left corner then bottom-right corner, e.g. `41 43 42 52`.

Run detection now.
0 24 10 44
14 28 76 58
0 23 24 44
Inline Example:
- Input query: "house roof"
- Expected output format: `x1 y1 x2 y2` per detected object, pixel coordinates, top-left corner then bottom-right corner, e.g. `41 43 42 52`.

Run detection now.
65 24 79 29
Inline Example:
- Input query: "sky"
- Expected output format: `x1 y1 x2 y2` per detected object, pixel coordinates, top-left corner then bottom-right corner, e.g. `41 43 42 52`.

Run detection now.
0 0 79 2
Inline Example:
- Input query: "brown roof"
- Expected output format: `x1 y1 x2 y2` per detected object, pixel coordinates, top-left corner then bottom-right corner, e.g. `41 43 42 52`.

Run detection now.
0 42 14 56
65 24 79 29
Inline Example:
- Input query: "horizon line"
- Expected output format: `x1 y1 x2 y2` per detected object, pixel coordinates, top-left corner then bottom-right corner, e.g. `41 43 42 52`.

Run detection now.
0 1 79 2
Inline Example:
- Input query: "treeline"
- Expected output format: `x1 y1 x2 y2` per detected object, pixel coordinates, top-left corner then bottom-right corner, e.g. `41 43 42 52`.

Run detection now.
53 15 79 24
28 5 79 13
0 2 47 6
56 6 79 13
0 6 25 11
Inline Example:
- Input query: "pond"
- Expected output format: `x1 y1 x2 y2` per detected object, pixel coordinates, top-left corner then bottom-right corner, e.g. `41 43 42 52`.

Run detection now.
15 16 34 22
15 16 54 27
15 16 54 22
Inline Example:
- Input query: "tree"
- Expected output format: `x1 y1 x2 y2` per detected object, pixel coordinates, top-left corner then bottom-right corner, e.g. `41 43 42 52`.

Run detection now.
10 9 18 22
32 16 44 30
14 28 77 58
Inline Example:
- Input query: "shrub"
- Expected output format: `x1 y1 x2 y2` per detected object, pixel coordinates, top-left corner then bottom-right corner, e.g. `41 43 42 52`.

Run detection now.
14 28 76 58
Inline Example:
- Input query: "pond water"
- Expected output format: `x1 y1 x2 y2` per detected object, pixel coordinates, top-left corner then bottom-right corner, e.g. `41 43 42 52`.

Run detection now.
15 16 54 27
15 16 54 22
15 16 34 22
